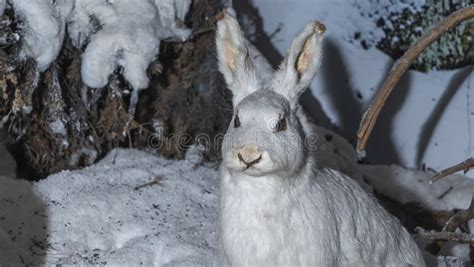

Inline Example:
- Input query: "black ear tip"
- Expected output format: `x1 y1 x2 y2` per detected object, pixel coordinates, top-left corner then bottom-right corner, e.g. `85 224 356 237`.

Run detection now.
216 8 237 22
313 21 326 34
216 10 227 21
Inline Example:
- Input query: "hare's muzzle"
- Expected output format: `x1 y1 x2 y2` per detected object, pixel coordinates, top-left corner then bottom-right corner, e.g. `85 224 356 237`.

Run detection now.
237 144 262 168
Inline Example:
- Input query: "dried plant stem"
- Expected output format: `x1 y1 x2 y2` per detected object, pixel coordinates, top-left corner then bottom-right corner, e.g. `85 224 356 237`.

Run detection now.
356 6 474 153
442 199 474 232
431 157 474 183
416 227 474 245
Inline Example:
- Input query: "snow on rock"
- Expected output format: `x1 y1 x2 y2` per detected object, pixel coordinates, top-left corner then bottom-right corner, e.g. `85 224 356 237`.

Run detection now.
360 164 474 211
0 148 218 266
11 0 191 105
153 0 192 41
75 0 191 91
11 0 71 71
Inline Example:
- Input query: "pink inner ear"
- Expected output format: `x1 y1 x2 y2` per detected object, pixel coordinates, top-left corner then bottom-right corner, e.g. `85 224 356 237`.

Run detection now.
270 20 325 107
296 37 314 76
223 37 237 72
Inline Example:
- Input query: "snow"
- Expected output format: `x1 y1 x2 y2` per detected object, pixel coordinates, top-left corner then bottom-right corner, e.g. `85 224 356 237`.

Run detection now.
11 0 70 71
250 0 474 177
359 164 473 265
10 0 191 114
0 145 472 265
360 164 474 211
0 0 5 16
0 148 218 266
68 147 98 167
48 119 66 136
74 0 190 90
438 243 471 266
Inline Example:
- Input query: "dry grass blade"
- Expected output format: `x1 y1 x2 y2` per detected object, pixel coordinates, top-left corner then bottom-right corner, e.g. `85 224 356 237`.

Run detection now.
356 6 474 153
431 157 474 183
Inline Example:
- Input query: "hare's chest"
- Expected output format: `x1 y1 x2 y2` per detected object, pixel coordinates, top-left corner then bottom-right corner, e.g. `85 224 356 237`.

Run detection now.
221 178 287 235
220 192 294 265
219 174 323 265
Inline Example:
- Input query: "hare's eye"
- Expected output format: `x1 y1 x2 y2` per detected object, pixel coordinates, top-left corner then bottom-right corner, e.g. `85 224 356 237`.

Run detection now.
234 114 241 128
274 115 287 132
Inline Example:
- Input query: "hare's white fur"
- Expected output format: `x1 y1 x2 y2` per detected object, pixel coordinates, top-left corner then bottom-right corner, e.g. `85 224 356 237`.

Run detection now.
216 9 425 266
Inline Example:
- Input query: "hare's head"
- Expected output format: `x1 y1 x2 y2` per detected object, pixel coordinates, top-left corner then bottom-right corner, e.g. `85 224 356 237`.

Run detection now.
217 9 325 177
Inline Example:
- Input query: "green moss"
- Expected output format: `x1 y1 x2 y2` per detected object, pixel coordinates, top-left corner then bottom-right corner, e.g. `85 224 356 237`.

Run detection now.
376 0 473 72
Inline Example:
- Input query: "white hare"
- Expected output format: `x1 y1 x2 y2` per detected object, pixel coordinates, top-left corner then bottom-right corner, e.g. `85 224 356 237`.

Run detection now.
216 9 425 267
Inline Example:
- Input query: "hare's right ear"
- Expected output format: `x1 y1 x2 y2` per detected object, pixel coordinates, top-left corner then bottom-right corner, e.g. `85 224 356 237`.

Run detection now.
216 9 260 105
273 22 326 107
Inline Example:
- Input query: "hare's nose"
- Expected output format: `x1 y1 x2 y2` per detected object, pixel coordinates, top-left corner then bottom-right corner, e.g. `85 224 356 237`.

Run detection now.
237 144 262 167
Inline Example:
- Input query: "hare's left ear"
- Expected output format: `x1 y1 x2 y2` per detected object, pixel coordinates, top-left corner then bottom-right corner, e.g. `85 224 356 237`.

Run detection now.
216 9 260 105
272 22 326 106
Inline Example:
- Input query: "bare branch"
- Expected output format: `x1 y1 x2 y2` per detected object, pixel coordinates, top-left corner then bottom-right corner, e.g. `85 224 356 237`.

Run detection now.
356 6 474 153
416 227 474 245
442 198 474 232
431 158 474 183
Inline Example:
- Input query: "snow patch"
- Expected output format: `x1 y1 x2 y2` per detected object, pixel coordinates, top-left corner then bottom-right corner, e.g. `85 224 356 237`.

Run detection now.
360 164 474 211
48 119 66 136
438 242 471 265
11 0 191 108
68 147 98 166
0 0 6 16
75 0 191 90
11 0 71 71
0 148 218 265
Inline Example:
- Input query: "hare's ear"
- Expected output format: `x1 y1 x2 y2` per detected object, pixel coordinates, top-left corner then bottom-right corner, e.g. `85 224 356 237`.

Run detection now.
273 21 325 106
216 9 260 105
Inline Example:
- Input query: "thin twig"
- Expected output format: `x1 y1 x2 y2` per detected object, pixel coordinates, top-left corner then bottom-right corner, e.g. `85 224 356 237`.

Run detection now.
268 22 284 40
134 175 163 190
416 227 474 245
442 198 474 232
431 157 474 183
162 28 215 43
189 28 215 39
356 6 474 153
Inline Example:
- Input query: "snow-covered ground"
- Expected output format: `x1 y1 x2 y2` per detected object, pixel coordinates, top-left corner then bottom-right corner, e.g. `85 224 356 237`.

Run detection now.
0 148 219 266
361 164 474 266
247 0 473 175
362 164 474 212
0 146 473 265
